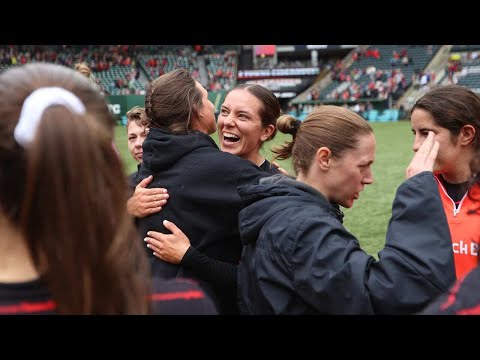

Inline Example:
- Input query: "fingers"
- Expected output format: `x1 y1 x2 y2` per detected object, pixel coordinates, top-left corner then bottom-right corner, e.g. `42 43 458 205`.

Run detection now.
140 191 169 204
417 131 435 156
146 241 160 253
144 231 165 247
144 227 189 264
142 188 169 199
137 175 153 188
406 131 439 178
278 167 289 176
428 140 440 168
272 161 289 176
145 196 168 206
163 219 181 235
144 205 163 215
135 176 168 198
144 232 168 260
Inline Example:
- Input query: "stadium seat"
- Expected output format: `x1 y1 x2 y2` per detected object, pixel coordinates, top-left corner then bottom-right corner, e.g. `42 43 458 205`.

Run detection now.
367 110 378 122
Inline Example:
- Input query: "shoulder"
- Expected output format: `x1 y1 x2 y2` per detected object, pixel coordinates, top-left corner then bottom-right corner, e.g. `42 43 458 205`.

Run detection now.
260 159 281 175
150 277 218 315
269 202 348 238
0 279 55 315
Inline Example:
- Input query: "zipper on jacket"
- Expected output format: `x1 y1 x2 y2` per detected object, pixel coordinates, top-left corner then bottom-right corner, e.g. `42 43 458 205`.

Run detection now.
436 176 467 217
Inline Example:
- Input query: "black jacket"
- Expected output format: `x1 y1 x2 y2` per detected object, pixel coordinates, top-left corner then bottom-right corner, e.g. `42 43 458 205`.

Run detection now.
136 128 267 314
128 163 141 196
419 265 480 315
237 173 456 315
259 159 281 175
0 277 217 315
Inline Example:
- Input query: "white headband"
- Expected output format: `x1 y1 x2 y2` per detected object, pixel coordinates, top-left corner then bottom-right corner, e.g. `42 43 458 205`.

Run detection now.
14 87 86 147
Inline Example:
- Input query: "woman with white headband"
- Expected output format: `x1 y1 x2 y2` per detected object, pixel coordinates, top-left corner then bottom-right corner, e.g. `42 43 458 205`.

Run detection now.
0 63 217 315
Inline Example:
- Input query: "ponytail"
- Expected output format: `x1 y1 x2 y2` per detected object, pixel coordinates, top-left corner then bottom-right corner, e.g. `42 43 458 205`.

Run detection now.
272 114 301 160
21 107 149 314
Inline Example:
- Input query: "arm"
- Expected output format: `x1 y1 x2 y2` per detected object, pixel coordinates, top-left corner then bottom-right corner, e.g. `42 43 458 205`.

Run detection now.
367 131 455 313
127 175 169 218
145 162 264 291
291 173 455 315
144 220 237 291
292 133 455 314
419 265 480 315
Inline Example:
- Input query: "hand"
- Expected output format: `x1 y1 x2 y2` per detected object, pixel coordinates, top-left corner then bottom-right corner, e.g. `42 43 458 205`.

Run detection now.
127 175 169 218
406 131 439 179
144 220 191 264
271 161 289 176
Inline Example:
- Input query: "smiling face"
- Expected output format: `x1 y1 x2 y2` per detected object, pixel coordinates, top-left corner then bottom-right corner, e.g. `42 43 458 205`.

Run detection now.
324 133 376 208
217 89 274 164
127 121 148 163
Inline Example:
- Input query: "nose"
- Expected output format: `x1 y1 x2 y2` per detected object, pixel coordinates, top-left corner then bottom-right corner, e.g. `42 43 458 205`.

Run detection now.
412 135 422 152
135 138 143 148
363 168 374 185
223 113 235 127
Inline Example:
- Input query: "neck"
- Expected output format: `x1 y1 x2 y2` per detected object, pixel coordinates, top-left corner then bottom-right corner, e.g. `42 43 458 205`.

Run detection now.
297 172 328 199
191 118 213 135
441 156 474 184
0 214 39 283
244 152 265 167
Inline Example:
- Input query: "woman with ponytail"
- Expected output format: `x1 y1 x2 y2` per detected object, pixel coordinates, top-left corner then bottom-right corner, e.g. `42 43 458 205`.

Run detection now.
0 63 216 315
235 105 455 314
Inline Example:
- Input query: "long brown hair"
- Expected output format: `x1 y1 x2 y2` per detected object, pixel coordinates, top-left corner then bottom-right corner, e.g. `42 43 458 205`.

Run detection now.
144 68 203 133
0 63 150 314
411 84 480 150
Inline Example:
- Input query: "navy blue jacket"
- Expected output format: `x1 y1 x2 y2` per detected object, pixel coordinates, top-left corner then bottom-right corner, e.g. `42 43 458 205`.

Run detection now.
419 264 480 315
136 128 267 314
259 159 281 175
237 173 456 315
0 277 217 315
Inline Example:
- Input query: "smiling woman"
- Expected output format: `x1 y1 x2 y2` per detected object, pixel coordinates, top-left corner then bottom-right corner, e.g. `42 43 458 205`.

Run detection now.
218 83 282 174
136 69 271 314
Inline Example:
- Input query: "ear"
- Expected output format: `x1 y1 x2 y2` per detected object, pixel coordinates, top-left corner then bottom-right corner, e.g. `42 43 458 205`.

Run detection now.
315 147 332 170
460 124 476 146
260 124 276 142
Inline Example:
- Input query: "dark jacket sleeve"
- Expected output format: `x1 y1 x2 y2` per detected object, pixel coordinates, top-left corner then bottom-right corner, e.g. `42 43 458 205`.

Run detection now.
369 171 456 313
291 172 456 314
181 247 237 291
180 163 266 291
419 264 480 315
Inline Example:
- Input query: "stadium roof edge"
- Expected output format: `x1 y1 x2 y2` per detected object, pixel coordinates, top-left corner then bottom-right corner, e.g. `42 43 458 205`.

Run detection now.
277 45 295 52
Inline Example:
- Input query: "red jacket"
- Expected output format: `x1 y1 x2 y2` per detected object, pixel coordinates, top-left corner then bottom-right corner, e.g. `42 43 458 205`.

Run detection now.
435 176 480 279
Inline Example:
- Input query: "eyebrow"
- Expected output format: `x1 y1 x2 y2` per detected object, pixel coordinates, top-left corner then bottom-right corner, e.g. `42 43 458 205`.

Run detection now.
412 127 435 133
238 110 254 116
360 160 374 166
221 106 254 117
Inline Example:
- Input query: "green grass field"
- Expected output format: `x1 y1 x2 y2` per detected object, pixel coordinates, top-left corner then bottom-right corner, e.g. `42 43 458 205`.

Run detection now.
114 120 413 257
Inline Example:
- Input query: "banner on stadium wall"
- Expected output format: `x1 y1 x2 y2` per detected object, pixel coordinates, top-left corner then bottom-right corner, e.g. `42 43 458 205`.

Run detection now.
290 45 357 52
237 68 319 79
106 95 145 123
106 93 225 123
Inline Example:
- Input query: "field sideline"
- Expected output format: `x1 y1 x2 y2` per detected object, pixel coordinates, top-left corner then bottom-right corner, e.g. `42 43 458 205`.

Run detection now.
114 120 414 257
